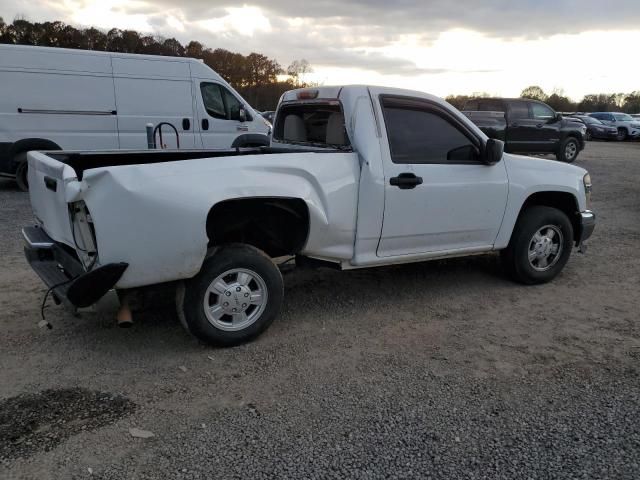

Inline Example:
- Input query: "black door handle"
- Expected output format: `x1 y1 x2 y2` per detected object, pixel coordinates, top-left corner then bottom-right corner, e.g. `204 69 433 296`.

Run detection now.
201 118 209 131
536 123 543 128
182 118 191 131
390 173 423 189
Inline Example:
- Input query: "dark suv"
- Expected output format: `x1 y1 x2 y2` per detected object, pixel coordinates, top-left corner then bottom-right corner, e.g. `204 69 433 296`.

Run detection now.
462 98 587 163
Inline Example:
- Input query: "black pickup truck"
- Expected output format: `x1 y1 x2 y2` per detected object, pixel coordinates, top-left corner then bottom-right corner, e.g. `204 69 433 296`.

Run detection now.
462 98 586 163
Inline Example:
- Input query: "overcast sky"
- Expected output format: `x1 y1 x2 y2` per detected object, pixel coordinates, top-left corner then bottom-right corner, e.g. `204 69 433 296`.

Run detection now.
3 0 640 99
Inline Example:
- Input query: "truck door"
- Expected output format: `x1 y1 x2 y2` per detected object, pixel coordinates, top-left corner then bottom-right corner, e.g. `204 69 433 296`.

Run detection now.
528 101 560 152
374 93 509 257
195 81 250 148
504 100 537 152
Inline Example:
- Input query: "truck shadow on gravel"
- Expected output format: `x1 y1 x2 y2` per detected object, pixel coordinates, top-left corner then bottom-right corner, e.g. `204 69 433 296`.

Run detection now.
42 254 511 353
0 388 135 464
0 179 21 192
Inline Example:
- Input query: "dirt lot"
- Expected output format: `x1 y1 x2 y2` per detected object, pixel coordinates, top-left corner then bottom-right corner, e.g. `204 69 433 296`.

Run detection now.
1 141 639 479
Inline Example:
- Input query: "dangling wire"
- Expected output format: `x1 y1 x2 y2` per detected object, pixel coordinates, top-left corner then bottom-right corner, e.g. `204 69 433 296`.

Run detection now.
40 278 74 327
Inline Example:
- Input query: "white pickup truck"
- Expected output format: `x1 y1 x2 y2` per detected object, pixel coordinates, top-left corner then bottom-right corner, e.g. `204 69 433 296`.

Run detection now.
23 85 595 346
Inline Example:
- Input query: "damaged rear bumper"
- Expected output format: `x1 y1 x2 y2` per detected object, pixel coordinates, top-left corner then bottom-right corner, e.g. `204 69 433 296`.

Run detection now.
23 226 128 309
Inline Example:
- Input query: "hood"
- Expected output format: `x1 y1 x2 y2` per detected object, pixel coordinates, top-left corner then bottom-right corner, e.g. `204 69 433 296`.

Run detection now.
504 153 587 177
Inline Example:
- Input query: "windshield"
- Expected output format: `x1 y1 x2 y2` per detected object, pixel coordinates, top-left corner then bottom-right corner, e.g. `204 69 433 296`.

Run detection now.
273 103 351 149
614 113 633 121
579 116 601 125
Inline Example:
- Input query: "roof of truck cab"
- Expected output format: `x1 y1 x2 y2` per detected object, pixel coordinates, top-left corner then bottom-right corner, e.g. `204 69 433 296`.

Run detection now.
281 85 446 105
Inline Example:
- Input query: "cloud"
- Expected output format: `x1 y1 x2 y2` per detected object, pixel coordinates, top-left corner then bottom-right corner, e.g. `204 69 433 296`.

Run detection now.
3 0 640 80
145 0 640 38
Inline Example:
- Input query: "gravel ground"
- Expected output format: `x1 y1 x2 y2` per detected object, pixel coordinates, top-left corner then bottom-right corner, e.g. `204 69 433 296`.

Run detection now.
1 141 639 479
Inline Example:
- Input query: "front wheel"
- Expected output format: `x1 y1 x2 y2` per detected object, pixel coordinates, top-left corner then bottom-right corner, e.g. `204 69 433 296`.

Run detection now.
556 137 579 163
616 128 627 141
181 244 283 346
501 206 574 285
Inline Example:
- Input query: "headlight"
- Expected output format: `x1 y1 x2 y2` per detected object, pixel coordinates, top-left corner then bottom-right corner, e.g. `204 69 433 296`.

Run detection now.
583 173 592 209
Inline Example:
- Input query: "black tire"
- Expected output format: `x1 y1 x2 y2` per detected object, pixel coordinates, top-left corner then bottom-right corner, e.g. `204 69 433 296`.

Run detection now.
15 152 29 192
556 137 579 163
616 128 627 141
584 130 592 141
182 244 283 347
501 206 573 285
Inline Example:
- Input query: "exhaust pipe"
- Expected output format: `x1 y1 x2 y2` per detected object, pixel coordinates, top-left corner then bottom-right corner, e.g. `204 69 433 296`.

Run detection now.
116 293 133 328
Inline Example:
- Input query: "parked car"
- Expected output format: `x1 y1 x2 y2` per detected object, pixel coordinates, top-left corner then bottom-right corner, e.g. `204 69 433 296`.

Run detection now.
588 112 640 141
23 85 595 346
462 98 587 163
568 115 618 141
0 44 271 190
260 111 275 124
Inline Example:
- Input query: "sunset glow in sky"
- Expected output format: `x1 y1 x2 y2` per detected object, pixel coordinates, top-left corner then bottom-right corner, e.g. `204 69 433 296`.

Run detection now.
3 0 640 100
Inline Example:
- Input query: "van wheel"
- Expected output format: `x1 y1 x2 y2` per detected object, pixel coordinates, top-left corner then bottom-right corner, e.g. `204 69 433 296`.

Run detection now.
556 137 579 163
15 153 29 192
181 244 283 347
501 206 573 285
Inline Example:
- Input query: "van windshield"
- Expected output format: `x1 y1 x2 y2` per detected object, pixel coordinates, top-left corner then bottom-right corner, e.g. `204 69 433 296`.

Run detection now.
273 104 351 149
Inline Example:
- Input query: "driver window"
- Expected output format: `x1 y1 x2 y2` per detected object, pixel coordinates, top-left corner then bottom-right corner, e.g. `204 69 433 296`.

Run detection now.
382 99 480 164
220 86 244 121
200 83 226 119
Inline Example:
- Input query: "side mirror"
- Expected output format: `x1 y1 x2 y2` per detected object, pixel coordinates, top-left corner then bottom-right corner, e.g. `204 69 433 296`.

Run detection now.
555 112 563 122
239 108 247 123
482 138 504 165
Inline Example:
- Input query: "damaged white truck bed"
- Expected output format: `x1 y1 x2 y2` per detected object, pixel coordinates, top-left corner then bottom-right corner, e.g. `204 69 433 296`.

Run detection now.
23 85 595 346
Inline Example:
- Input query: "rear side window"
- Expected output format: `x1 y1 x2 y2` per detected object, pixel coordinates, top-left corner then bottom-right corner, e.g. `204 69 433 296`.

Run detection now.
273 104 350 147
464 99 505 112
381 97 480 164
508 101 529 119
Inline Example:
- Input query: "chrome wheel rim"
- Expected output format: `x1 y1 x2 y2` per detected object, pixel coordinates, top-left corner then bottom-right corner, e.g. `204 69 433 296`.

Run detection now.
203 268 268 331
528 225 564 272
565 141 577 160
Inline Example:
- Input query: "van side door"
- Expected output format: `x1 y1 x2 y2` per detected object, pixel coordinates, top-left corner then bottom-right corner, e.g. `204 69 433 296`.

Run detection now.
195 81 250 148
374 93 509 257
112 57 196 149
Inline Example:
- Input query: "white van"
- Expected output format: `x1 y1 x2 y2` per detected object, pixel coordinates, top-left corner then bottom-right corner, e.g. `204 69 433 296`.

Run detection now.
0 44 271 190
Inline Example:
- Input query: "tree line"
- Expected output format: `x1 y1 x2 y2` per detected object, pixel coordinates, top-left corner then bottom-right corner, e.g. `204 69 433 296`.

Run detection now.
446 85 640 114
0 18 313 110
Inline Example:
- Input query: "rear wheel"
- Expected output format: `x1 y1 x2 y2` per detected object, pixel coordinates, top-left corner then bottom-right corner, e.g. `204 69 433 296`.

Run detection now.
501 206 573 285
15 152 29 192
616 128 627 141
556 137 579 163
181 244 283 346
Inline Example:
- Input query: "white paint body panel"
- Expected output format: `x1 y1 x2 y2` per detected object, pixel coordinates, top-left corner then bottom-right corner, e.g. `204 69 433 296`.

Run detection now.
29 151 360 288
27 85 589 291
0 44 268 158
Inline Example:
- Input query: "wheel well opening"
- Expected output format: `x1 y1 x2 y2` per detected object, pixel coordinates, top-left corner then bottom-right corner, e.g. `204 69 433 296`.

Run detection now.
206 198 310 257
520 191 580 243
